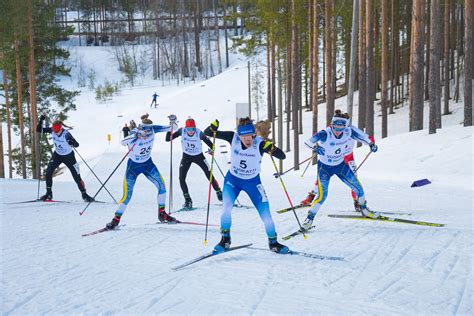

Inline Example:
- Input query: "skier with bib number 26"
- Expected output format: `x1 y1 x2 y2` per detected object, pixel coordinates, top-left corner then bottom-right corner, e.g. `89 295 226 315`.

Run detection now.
165 117 222 210
301 109 379 231
204 117 289 254
105 114 178 230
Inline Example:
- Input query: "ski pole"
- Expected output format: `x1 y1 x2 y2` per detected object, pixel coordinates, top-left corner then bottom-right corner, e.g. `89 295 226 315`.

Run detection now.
37 128 43 200
168 119 175 214
273 155 313 178
204 131 217 246
73 147 117 203
269 155 307 239
355 151 372 172
301 152 315 178
79 143 135 216
206 149 243 207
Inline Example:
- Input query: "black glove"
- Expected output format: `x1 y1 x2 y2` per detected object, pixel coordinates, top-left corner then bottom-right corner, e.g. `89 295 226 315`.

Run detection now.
263 140 275 153
210 119 219 132
168 114 177 123
39 114 46 122
369 143 378 153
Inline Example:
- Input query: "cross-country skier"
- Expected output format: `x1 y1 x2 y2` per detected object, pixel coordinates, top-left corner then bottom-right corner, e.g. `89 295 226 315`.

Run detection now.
105 114 177 229
165 117 222 209
204 117 289 254
301 109 379 230
150 92 158 108
36 115 95 202
300 112 375 212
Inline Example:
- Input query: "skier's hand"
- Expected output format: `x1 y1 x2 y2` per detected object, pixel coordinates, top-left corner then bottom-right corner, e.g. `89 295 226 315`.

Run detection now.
210 119 219 132
39 114 46 122
168 114 177 123
369 143 378 153
170 122 178 131
314 145 325 155
137 129 148 138
263 140 275 153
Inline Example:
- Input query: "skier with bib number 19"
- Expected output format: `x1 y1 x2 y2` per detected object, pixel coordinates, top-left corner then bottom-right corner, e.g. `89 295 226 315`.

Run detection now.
204 117 289 254
105 114 178 230
300 109 379 231
165 117 222 210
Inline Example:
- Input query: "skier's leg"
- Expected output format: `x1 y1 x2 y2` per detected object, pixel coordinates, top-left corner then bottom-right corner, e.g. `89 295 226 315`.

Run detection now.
109 162 139 228
42 153 61 199
144 162 176 222
179 155 192 198
196 154 221 191
244 178 275 238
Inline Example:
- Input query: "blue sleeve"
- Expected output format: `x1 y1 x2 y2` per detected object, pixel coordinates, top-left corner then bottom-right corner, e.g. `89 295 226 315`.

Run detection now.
152 125 171 134
304 130 327 149
350 126 372 146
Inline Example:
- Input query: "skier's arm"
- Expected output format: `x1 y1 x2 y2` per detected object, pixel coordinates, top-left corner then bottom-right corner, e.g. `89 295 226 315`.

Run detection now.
203 123 235 144
152 124 173 134
350 126 372 146
260 141 286 160
121 131 138 146
65 132 79 148
199 131 214 148
165 128 182 142
36 115 52 133
304 130 328 149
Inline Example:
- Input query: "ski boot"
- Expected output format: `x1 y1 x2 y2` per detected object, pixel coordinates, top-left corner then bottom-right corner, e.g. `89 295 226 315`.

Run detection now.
213 230 231 254
268 237 290 254
40 189 53 201
302 212 316 231
106 215 121 230
183 193 193 209
361 203 380 219
300 191 316 206
353 199 362 213
216 190 223 202
82 191 95 202
158 206 177 223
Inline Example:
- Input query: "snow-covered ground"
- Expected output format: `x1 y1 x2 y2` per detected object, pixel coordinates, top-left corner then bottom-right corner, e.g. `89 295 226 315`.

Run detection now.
1 43 473 315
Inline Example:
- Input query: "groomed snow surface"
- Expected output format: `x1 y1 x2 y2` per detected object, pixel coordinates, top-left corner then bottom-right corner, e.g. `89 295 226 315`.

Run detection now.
1 43 473 315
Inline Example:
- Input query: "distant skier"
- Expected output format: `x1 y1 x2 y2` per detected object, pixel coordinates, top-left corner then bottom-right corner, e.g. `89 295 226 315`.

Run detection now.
122 123 130 138
105 114 178 229
129 119 137 130
36 115 95 202
204 117 289 254
301 109 379 231
300 112 375 212
165 117 223 209
150 92 159 108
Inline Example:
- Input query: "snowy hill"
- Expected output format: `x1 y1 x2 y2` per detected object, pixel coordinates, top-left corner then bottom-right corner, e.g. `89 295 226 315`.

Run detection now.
1 44 473 315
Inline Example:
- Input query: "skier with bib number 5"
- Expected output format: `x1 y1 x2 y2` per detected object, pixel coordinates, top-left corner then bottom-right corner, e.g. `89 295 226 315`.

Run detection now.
36 115 95 202
301 109 379 231
105 114 178 230
204 117 289 254
165 117 223 209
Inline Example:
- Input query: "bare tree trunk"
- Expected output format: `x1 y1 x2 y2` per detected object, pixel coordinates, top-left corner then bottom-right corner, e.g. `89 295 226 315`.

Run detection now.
266 42 272 121
291 0 299 169
381 0 389 138
358 0 367 131
424 0 431 101
443 0 450 114
277 47 283 171
347 0 359 118
465 0 473 126
224 0 229 68
28 0 39 179
213 0 222 73
312 0 319 139
365 0 375 136
325 0 335 125
409 0 425 131
286 41 292 152
309 0 314 114
429 0 441 134
2 67 13 178
15 40 27 179
271 41 276 127
192 1 201 73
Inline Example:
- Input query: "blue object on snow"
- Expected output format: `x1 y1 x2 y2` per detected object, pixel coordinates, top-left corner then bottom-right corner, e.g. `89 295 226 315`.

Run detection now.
411 179 431 187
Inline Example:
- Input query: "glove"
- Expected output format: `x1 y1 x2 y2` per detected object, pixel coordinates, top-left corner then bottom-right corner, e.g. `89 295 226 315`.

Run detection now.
369 143 378 153
314 145 325 155
168 114 177 123
39 114 46 121
263 141 275 153
210 119 219 132
137 129 148 138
